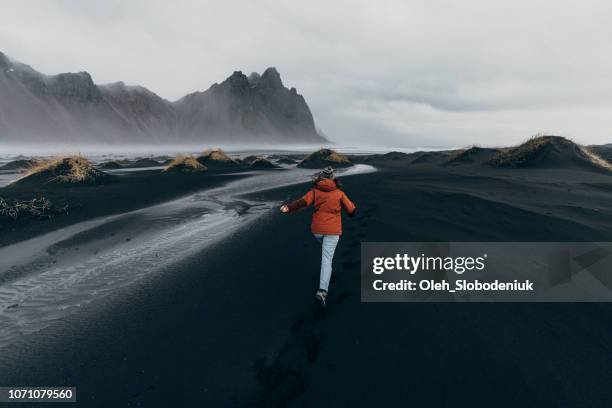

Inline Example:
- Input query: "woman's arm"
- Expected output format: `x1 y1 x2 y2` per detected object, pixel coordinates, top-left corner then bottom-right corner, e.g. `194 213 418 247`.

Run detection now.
280 189 315 213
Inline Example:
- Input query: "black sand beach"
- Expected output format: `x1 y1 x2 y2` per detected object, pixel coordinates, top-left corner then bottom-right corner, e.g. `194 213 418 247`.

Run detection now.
1 153 612 406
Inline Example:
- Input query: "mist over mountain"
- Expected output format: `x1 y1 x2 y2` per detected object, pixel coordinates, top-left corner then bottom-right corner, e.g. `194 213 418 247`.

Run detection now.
0 52 326 145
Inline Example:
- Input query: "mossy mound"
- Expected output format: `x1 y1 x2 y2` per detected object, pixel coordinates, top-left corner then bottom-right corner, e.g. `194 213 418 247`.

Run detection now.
445 147 501 166
99 161 123 170
0 159 37 171
249 157 280 169
14 156 110 185
197 148 242 170
410 151 450 165
241 155 262 165
164 156 208 173
487 136 611 170
297 149 352 169
126 158 162 168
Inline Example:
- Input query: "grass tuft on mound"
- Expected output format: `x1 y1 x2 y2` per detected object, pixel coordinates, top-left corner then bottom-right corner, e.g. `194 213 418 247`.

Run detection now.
581 146 612 171
200 148 235 163
445 146 500 166
197 148 242 169
488 136 560 167
17 156 108 184
297 148 352 168
164 155 208 173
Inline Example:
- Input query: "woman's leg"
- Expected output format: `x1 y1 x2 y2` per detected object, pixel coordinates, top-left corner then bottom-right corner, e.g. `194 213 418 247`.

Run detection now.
319 234 340 292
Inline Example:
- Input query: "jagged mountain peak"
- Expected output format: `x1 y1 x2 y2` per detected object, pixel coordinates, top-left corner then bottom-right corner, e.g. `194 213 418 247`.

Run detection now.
247 72 261 86
50 71 95 84
100 81 163 98
260 67 283 87
45 71 100 102
0 51 326 144
223 70 250 93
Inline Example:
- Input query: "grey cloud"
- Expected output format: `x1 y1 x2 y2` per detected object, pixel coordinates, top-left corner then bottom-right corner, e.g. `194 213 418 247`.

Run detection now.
1 0 612 147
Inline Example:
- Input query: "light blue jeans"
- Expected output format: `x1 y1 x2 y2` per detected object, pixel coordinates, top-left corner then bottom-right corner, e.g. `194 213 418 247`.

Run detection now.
314 234 340 292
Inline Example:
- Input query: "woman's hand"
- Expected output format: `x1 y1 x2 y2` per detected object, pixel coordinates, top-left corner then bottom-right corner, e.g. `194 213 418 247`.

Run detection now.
280 205 289 213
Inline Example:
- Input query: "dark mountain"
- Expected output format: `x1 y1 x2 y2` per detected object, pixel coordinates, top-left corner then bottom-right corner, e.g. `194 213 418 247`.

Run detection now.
174 68 320 143
0 52 326 145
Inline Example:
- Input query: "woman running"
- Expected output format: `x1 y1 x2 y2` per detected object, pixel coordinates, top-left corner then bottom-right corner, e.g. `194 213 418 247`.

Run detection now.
280 166 357 308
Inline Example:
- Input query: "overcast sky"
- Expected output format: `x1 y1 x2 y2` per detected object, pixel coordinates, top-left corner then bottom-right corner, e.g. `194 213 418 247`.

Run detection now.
2 0 612 147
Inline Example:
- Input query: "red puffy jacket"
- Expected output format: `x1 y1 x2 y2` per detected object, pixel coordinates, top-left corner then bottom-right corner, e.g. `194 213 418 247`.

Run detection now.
287 178 356 235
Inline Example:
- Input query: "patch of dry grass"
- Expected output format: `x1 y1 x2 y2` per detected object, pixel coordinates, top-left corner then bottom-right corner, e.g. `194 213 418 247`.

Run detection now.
488 135 561 167
164 155 207 172
200 148 235 163
305 149 351 164
0 197 67 220
580 146 612 171
326 151 351 164
18 156 107 184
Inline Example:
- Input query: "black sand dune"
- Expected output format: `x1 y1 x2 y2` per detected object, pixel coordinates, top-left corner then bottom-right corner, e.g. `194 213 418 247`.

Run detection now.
348 151 414 164
297 149 352 169
445 146 501 166
249 158 280 169
488 135 610 171
410 150 452 165
1 157 612 407
590 144 612 163
98 160 123 170
241 155 262 165
125 158 162 168
197 149 244 170
0 159 36 171
240 155 279 169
